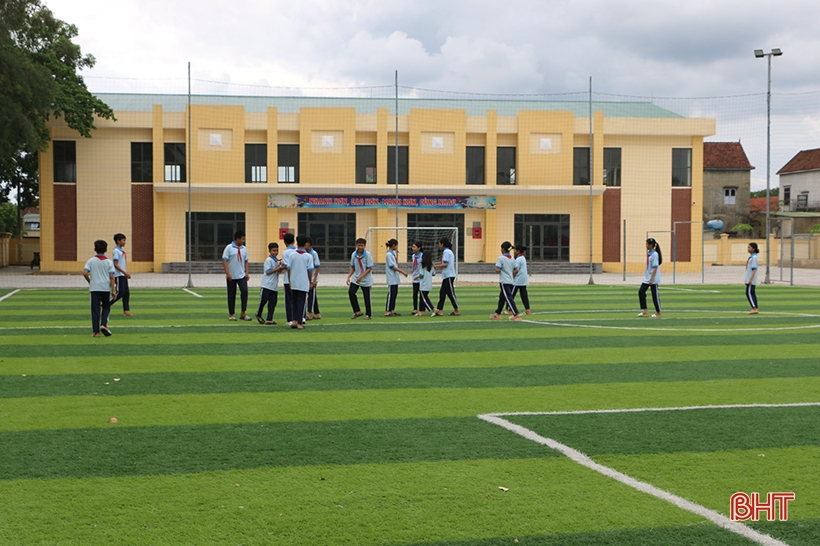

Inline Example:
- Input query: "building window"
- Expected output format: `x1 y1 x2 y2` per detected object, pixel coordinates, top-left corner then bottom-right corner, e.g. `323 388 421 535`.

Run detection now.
164 143 186 182
672 148 692 187
603 148 621 187
53 141 76 183
496 147 516 185
783 186 791 206
245 144 267 183
573 147 590 186
723 187 737 205
278 144 299 183
131 142 153 183
466 146 485 185
797 193 809 210
387 145 408 185
356 146 377 184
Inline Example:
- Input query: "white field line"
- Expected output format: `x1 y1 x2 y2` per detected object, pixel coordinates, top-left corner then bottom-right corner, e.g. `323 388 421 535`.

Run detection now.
183 288 203 298
523 319 820 332
479 403 820 546
0 289 21 303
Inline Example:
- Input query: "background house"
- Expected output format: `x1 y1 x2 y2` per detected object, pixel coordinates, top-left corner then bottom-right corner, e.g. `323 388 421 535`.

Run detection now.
777 148 820 234
703 141 753 235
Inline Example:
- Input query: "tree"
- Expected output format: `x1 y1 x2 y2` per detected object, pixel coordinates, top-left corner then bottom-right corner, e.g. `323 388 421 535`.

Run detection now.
0 0 114 259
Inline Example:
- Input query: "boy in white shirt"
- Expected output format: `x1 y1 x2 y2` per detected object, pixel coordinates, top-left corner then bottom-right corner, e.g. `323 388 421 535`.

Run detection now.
256 242 283 324
83 240 116 337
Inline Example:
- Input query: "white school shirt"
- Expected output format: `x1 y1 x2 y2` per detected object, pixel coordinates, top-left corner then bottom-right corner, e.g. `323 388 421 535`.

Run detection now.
222 242 248 280
112 246 126 277
420 267 435 292
643 250 661 285
287 249 314 292
411 252 422 284
310 248 321 282
84 255 115 292
281 245 296 284
385 249 401 286
350 250 374 287
513 255 529 287
440 247 456 279
262 255 280 291
495 253 516 285
745 253 760 285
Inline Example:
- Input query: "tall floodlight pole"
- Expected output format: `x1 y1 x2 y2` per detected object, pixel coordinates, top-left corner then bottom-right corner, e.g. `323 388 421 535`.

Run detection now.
754 48 783 284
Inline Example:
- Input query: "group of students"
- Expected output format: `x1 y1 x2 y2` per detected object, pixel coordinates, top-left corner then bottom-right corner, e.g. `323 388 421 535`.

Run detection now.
347 236 460 319
82 234 133 337
82 232 763 337
636 237 762 318
222 232 463 327
224 231 321 330
490 241 531 321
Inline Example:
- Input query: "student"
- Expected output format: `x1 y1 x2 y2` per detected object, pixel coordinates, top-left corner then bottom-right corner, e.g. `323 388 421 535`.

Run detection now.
109 233 134 316
490 241 521 321
286 235 314 329
305 236 322 320
346 237 374 320
256 242 283 324
637 237 662 318
280 232 296 326
83 239 116 337
384 238 409 316
222 230 252 321
415 249 435 316
410 241 423 315
745 242 760 315
432 236 459 316
512 244 531 315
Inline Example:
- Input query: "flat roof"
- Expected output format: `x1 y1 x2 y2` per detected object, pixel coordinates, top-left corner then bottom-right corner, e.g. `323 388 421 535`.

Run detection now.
94 93 685 119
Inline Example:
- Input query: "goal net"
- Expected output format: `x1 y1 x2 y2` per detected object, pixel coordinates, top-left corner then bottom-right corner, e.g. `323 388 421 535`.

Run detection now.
365 226 459 280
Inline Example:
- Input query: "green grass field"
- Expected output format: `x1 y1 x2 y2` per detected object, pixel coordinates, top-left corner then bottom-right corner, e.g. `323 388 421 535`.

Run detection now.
1 284 818 545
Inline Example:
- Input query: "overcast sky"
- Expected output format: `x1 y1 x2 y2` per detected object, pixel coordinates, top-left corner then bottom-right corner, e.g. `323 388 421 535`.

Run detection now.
44 0 820 189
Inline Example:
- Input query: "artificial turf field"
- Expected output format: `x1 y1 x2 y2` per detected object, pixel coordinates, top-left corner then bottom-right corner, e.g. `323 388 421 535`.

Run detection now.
0 284 819 545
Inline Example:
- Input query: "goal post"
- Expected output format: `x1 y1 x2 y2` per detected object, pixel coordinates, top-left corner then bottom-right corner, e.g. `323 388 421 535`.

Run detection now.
365 226 459 278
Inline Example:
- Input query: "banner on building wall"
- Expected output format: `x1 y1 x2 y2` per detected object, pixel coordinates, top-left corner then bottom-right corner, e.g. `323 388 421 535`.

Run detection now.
268 194 496 210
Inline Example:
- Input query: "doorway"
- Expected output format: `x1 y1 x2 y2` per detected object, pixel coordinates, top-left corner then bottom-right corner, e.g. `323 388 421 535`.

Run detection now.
514 214 570 261
297 213 357 261
186 212 245 261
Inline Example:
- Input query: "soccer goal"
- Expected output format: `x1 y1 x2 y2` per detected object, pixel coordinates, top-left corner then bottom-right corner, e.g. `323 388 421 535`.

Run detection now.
365 226 459 279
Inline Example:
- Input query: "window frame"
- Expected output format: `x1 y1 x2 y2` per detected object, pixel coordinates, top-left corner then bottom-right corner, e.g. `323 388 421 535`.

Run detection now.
387 145 409 185
53 141 77 183
277 144 299 184
245 143 267 183
496 146 516 185
164 142 186 183
466 146 485 185
671 148 692 187
131 142 153 183
573 147 590 186
355 145 377 184
603 147 621 187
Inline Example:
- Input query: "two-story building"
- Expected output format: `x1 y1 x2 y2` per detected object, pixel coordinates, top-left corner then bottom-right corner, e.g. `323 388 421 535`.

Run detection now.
40 94 715 273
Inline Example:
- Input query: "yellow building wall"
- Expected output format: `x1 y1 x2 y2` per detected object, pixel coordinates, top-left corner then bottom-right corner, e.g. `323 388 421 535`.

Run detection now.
190 105 245 183
408 109 467 186
517 110 574 185
299 107 356 185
